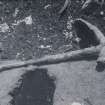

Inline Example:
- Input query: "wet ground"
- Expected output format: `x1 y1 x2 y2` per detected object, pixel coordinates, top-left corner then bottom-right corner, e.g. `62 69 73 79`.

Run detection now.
10 69 55 105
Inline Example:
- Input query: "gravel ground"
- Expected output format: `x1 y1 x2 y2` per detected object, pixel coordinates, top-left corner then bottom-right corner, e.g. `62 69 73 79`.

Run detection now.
0 60 105 105
0 0 73 60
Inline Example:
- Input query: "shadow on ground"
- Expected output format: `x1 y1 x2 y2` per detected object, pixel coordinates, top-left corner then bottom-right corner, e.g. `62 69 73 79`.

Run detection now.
10 68 55 105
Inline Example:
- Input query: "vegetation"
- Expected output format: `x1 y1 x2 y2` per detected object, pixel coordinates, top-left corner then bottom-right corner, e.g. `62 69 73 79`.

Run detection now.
0 0 104 60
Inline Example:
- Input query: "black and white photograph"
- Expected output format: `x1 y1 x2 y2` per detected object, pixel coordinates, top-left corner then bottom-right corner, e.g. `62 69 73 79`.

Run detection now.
0 0 105 105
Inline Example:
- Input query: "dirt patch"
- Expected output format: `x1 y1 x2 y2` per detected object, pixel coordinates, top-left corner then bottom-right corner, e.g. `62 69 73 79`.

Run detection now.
10 68 55 105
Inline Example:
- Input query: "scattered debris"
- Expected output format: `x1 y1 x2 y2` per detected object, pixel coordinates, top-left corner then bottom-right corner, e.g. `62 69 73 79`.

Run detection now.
44 4 51 10
13 8 19 17
0 23 10 33
24 15 33 25
63 30 73 39
59 0 70 14
39 45 51 49
100 11 104 16
71 102 83 105
12 15 33 26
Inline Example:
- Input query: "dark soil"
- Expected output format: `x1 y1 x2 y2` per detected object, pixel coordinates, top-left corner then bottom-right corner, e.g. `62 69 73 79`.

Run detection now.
10 68 55 105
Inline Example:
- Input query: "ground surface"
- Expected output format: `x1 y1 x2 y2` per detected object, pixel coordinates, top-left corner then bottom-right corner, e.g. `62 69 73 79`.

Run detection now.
0 60 105 105
0 0 105 105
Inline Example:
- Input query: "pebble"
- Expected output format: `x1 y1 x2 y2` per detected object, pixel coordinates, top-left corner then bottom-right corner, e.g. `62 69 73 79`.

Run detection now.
71 102 83 105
